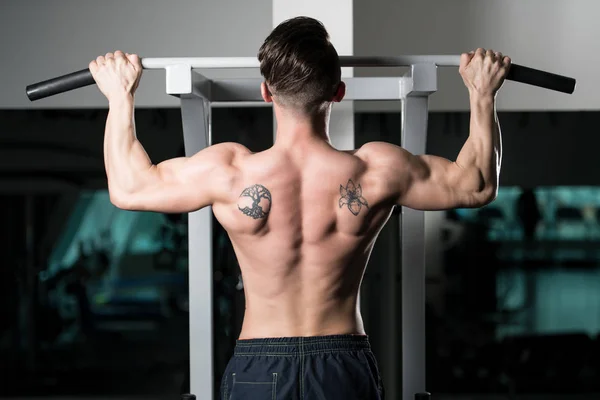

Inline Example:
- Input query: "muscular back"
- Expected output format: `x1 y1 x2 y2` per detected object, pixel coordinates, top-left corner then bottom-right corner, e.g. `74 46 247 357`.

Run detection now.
212 141 395 338
112 119 492 339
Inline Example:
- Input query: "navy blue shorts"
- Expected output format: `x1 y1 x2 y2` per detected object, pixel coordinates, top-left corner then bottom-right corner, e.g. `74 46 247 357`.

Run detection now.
219 334 385 400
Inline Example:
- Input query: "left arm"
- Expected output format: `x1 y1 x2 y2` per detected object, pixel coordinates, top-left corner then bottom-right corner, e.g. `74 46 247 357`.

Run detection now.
91 51 242 213
105 96 240 212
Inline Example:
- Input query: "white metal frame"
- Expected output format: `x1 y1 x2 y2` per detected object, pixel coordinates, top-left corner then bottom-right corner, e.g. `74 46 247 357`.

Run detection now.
144 56 456 400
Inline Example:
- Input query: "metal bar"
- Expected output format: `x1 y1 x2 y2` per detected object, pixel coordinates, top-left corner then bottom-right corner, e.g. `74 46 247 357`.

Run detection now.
141 55 462 69
209 77 404 101
400 64 437 400
401 98 428 400
180 95 213 399
328 101 354 150
210 79 263 102
166 70 212 99
26 56 576 101
340 55 460 67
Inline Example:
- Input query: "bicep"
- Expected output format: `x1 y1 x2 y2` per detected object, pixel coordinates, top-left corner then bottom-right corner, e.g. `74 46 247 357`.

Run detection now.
398 154 484 210
365 142 486 211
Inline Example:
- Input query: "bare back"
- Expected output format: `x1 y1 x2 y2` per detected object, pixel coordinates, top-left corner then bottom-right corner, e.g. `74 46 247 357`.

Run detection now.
212 140 395 339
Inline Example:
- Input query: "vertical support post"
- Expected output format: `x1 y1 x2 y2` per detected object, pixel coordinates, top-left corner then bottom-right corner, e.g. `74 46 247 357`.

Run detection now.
400 64 437 400
181 94 213 399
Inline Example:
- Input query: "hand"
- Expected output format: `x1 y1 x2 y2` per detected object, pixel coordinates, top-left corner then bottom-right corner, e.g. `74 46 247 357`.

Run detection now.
89 51 142 102
459 48 511 97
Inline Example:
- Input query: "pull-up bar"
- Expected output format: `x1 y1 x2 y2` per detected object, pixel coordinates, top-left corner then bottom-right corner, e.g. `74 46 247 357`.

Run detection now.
25 55 576 101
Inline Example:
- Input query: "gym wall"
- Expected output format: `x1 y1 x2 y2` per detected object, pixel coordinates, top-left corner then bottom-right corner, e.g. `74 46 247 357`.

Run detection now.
354 0 594 111
0 0 271 109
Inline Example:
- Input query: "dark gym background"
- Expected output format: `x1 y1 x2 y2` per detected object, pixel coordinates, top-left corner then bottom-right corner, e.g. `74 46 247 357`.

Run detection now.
1 107 599 400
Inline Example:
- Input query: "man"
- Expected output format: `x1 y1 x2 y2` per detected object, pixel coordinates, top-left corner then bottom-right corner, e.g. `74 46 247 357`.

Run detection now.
90 16 509 400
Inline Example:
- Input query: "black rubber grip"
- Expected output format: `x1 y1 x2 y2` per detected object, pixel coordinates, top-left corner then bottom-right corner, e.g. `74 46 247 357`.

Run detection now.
507 63 576 94
26 68 94 101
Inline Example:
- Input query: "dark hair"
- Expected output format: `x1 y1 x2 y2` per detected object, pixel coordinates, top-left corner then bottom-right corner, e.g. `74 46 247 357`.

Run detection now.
258 16 341 112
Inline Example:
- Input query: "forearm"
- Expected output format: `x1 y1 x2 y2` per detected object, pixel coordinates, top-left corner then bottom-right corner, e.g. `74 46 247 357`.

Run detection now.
104 95 155 195
455 94 502 194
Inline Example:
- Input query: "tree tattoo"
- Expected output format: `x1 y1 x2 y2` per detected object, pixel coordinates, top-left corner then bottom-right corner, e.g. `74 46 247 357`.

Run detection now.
339 179 369 216
237 184 272 219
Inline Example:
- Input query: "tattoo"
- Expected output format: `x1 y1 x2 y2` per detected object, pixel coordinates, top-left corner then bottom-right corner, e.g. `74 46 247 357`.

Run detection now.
238 184 272 219
339 179 369 216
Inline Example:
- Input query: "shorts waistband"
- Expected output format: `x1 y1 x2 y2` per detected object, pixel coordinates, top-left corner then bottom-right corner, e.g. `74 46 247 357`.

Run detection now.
234 334 371 356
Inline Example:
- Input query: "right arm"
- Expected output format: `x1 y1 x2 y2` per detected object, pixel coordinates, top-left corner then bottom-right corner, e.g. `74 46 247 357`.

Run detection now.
364 49 509 211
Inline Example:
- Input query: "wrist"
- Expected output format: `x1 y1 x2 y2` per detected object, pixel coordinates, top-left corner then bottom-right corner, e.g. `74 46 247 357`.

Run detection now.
469 91 495 106
108 93 134 109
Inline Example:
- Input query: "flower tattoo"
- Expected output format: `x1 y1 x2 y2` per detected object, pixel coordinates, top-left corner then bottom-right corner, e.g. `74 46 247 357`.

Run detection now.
339 179 369 216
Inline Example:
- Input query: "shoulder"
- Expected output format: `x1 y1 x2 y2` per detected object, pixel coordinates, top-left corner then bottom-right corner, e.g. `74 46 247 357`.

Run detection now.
208 142 251 156
355 141 412 167
190 142 251 165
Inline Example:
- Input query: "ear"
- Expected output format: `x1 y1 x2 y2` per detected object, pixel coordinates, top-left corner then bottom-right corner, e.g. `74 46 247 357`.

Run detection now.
261 82 273 103
333 81 346 102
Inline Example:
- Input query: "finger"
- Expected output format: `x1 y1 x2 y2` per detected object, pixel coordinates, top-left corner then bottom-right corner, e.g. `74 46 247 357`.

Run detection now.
88 60 98 74
486 49 495 60
493 52 504 68
114 50 128 66
104 53 116 67
502 56 512 72
96 55 105 66
127 53 142 70
475 48 486 58
460 52 475 68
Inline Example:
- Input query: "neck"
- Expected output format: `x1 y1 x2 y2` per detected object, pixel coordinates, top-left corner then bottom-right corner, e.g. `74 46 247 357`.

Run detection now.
273 103 332 148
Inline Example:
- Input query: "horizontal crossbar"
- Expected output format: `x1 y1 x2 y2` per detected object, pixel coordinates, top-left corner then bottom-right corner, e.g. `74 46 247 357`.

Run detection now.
204 77 406 101
143 55 461 69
